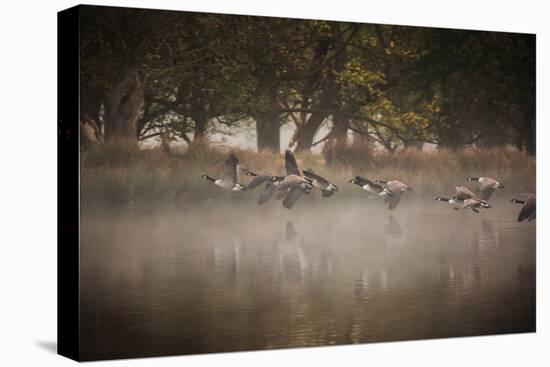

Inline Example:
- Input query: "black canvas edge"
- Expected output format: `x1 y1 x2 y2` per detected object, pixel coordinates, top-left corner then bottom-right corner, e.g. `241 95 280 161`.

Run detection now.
58 5 81 362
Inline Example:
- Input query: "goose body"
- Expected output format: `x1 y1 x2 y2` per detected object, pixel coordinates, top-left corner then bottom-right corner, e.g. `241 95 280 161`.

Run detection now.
436 186 491 213
303 169 339 198
375 179 411 209
201 153 247 191
275 150 313 209
466 176 504 201
247 174 285 205
348 176 393 196
511 196 536 222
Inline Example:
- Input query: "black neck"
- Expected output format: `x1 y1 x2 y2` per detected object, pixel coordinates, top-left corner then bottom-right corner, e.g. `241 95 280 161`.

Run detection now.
203 175 216 183
437 196 451 202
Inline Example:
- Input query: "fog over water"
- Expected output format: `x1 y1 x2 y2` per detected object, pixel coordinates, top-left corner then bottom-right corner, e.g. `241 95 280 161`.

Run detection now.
80 198 535 360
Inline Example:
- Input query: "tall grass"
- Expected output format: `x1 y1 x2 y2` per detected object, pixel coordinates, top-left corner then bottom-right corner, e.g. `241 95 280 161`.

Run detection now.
80 140 535 204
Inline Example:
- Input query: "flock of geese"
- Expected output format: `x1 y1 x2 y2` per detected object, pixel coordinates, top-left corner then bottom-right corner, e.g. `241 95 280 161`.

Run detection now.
201 151 535 222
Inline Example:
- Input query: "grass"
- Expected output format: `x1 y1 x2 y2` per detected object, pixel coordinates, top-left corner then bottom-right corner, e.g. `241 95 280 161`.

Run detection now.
80 140 536 205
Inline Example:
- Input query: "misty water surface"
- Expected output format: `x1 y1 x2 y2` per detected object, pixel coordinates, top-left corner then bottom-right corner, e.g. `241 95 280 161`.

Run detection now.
80 198 535 360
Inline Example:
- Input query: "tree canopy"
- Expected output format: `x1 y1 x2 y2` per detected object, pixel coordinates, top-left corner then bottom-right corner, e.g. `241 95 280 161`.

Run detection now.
79 5 535 155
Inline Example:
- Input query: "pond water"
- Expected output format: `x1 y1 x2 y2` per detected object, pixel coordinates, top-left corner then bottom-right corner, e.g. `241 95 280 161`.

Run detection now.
79 197 535 360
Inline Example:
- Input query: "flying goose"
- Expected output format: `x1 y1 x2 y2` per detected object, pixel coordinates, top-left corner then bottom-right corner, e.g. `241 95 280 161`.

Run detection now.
435 186 491 213
275 174 313 208
201 153 247 191
434 195 463 210
247 174 285 205
510 196 536 222
466 176 504 201
375 179 412 209
303 169 339 197
274 150 313 209
349 176 393 196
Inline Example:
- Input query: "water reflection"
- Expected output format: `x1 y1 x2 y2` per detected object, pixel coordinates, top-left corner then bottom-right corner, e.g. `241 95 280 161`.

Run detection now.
79 199 535 360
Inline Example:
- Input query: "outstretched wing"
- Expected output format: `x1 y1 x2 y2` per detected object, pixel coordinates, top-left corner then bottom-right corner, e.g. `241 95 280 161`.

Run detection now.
224 153 239 184
258 183 277 205
479 182 495 201
303 170 329 186
247 175 272 190
385 192 402 209
285 150 301 176
455 186 476 200
518 197 536 222
282 187 305 209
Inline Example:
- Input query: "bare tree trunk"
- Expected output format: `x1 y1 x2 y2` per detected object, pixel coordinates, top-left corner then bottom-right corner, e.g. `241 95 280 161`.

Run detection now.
255 110 280 151
103 67 144 143
80 83 102 123
294 112 327 152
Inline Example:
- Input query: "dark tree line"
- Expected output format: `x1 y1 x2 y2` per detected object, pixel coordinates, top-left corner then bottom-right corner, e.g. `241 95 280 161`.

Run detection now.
79 5 535 155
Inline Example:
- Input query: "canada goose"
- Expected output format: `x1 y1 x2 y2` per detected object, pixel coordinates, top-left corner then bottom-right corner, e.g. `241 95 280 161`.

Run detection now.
375 179 411 209
272 175 313 209
348 176 393 196
201 153 247 191
510 196 536 222
453 186 491 213
247 174 285 205
275 150 313 209
303 169 339 197
466 176 504 201
434 195 463 210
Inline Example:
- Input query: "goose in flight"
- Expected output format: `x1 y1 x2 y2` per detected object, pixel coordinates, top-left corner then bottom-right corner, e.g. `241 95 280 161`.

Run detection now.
303 169 339 198
466 176 504 201
349 176 393 196
436 186 491 213
201 153 247 191
510 196 535 222
247 174 285 205
274 150 313 209
375 179 412 209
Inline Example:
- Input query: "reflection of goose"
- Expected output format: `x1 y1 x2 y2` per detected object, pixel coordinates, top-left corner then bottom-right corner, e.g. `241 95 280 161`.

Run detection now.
201 153 247 191
478 219 499 248
277 221 308 282
510 196 536 222
285 220 297 241
385 215 403 238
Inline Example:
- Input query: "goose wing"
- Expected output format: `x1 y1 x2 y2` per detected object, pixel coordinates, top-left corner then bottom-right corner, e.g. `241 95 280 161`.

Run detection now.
282 187 305 209
303 170 329 186
385 191 402 209
277 175 303 192
386 180 406 192
224 153 239 184
479 181 496 200
258 182 277 205
248 175 272 190
518 197 536 222
455 186 476 200
285 150 301 176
